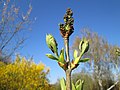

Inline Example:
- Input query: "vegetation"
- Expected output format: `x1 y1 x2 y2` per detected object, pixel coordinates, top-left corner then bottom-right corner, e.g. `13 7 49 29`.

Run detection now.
0 1 120 89
46 8 90 90
52 30 120 90
0 55 53 90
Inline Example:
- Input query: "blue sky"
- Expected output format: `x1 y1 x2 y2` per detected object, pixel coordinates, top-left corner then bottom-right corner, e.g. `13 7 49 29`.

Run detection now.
16 0 120 83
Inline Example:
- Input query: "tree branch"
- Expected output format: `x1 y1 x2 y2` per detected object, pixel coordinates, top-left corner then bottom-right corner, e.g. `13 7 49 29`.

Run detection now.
107 81 119 90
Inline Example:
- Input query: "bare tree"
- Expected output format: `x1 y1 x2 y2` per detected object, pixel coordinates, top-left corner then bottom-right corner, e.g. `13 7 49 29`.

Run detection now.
0 0 32 62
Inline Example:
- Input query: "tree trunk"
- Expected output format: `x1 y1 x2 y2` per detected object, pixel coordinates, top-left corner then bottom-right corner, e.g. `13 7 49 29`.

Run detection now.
98 79 103 90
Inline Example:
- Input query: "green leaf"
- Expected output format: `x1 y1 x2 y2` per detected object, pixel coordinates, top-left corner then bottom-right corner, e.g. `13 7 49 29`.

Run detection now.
79 58 90 63
74 57 80 65
79 38 89 56
79 40 84 50
75 79 84 90
72 83 76 90
74 50 78 59
76 80 84 90
46 34 58 56
59 48 64 63
75 79 80 87
60 78 66 90
46 54 58 61
76 85 81 90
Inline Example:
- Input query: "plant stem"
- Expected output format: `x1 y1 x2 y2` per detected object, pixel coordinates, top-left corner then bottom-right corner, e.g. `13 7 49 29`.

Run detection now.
64 38 70 62
64 37 72 90
66 69 72 90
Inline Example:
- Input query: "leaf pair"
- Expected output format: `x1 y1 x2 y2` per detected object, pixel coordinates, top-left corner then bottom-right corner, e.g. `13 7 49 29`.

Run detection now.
60 78 66 90
60 78 84 90
46 48 65 62
71 48 89 70
72 79 84 90
73 38 89 65
46 48 66 70
79 38 89 56
73 49 89 64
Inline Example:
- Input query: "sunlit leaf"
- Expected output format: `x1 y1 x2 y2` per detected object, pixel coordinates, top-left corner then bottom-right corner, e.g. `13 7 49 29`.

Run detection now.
46 34 58 56
79 58 89 63
59 48 64 63
72 82 76 90
46 54 58 61
60 78 66 90
74 50 78 59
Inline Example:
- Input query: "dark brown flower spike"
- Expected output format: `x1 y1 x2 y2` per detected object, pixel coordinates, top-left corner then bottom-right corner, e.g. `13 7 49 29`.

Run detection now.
59 8 74 38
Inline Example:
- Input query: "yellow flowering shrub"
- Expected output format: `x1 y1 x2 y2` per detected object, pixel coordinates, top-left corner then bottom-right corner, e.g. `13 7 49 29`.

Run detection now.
0 55 50 90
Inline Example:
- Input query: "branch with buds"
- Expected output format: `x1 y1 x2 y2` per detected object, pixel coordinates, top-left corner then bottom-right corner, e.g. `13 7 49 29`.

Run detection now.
46 8 90 90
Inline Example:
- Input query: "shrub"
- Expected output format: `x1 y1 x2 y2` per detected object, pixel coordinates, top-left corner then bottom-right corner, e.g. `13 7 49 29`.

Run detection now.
0 55 50 90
